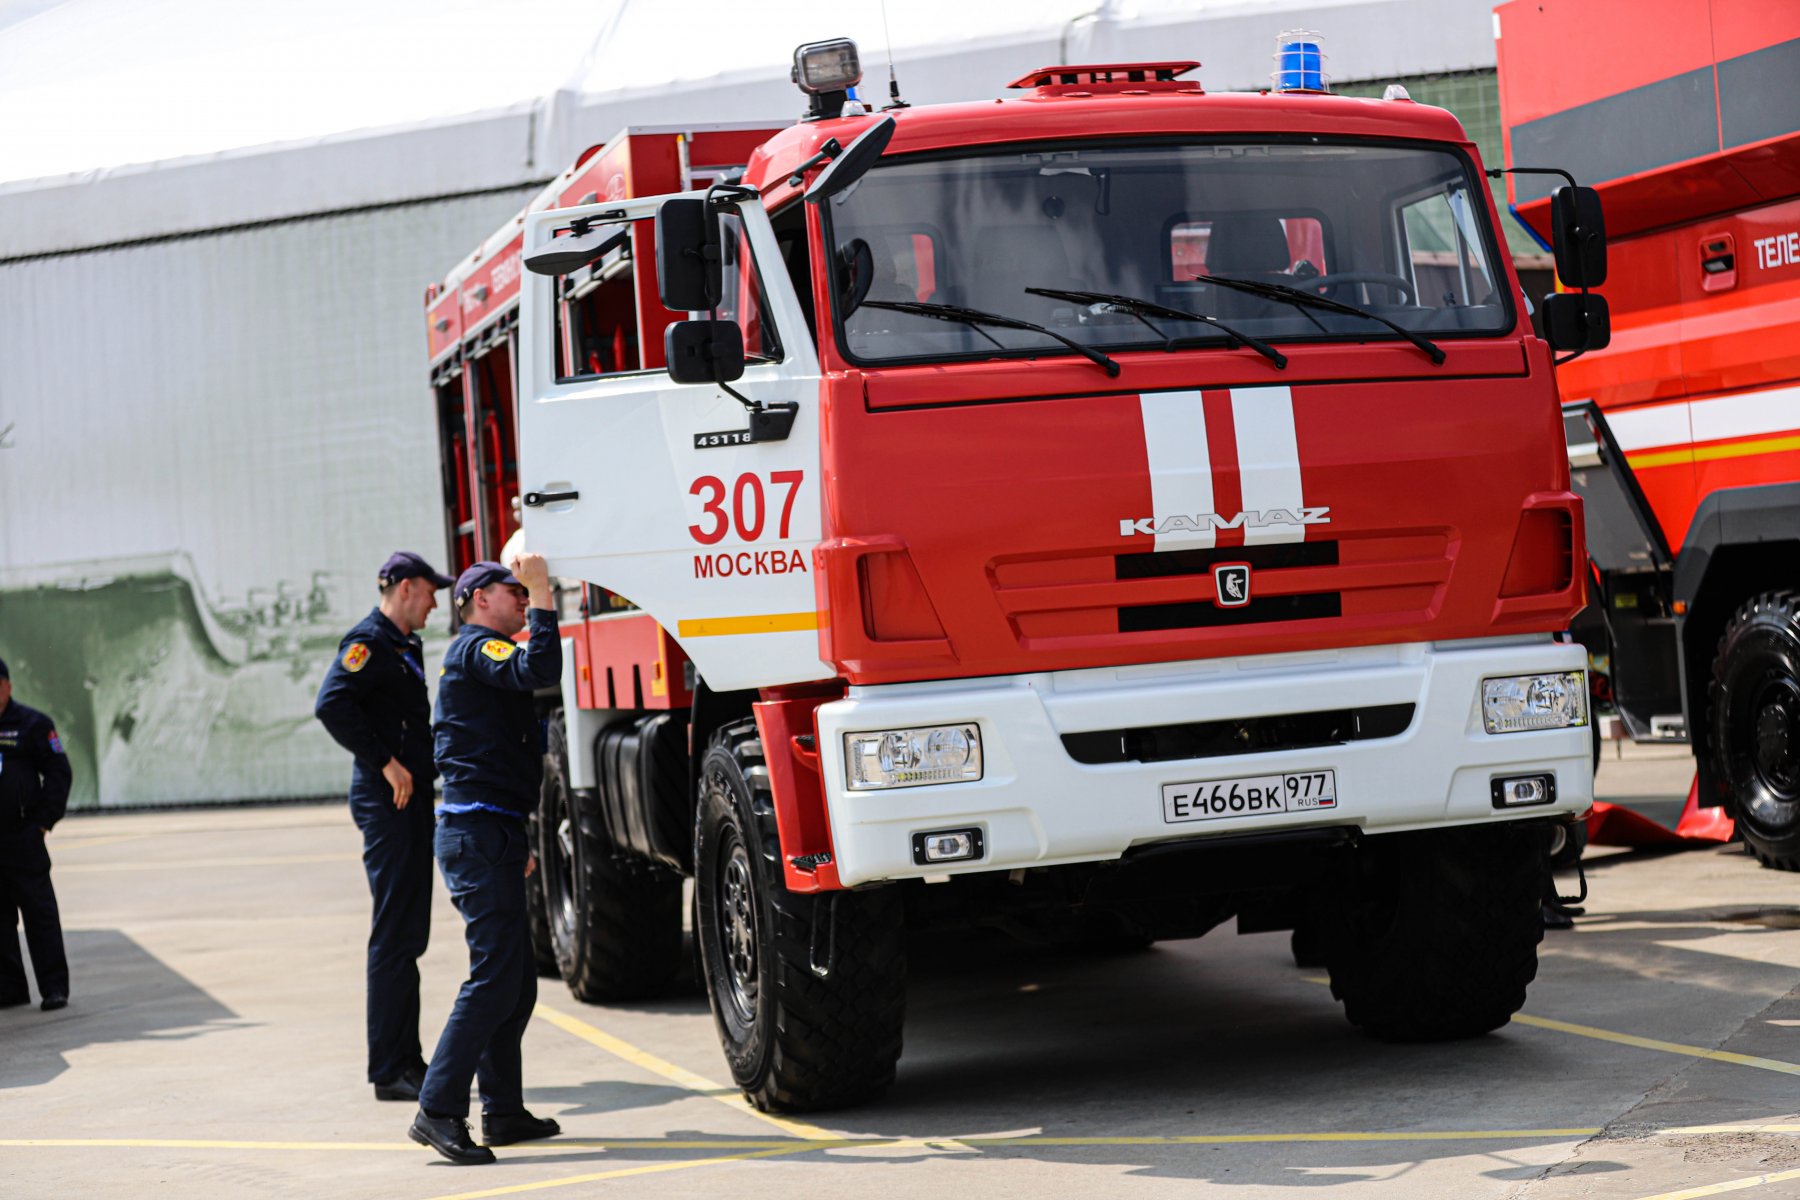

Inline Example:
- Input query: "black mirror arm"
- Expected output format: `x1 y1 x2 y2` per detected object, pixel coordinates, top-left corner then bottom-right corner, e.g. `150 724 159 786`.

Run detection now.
786 139 842 188
1490 166 1604 291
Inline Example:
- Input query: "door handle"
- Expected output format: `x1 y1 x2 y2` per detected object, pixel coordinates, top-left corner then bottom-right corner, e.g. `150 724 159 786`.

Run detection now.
523 490 580 507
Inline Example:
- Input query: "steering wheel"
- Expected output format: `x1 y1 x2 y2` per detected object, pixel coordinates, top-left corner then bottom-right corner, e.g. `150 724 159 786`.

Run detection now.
1303 272 1415 305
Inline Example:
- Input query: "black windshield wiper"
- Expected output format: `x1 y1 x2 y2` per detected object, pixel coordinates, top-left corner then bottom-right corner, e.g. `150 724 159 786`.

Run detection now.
858 299 1121 377
1195 274 1446 365
1025 287 1287 369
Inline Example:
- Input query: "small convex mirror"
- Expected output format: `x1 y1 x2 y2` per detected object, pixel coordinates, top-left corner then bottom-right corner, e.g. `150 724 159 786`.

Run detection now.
1541 291 1611 354
665 319 745 385
523 223 627 277
656 197 719 311
1550 186 1607 289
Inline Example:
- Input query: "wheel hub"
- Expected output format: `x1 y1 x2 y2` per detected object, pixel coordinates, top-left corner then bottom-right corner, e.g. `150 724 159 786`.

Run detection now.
1752 686 1799 795
718 841 759 1024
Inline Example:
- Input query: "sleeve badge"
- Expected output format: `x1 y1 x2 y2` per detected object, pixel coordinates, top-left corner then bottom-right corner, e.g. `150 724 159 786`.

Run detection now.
48 731 64 755
481 639 519 662
343 643 372 672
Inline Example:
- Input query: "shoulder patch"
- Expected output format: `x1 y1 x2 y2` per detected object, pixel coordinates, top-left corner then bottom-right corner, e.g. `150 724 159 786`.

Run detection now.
342 643 371 672
48 731 64 755
481 639 519 662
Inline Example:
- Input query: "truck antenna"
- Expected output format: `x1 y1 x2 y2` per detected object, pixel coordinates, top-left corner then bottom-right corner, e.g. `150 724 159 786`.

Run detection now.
878 0 909 109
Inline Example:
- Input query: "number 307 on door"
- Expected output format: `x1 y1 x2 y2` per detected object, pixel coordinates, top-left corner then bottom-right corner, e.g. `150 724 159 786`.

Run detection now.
1161 770 1337 824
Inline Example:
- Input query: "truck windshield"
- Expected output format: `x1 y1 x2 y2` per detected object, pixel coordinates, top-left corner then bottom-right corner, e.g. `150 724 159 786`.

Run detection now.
825 139 1512 367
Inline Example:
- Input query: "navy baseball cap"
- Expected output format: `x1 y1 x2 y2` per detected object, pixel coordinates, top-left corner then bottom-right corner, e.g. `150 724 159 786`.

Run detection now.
454 561 523 604
379 551 455 589
0 656 8 680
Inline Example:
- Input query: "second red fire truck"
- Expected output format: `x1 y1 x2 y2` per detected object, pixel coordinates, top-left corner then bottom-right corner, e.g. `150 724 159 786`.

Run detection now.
1498 0 1800 871
428 36 1607 1111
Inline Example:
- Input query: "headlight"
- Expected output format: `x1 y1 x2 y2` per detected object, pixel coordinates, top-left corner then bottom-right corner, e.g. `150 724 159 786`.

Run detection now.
1482 672 1588 734
844 724 982 790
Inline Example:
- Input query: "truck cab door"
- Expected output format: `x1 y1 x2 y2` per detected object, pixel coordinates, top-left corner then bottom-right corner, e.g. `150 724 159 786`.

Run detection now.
518 193 831 692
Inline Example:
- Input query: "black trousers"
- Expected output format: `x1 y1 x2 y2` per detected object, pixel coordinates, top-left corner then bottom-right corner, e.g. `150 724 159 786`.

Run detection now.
350 770 436 1084
419 810 536 1119
0 827 68 1003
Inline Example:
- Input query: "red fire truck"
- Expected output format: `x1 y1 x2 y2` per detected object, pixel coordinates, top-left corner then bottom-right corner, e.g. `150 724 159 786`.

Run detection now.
428 38 1606 1111
1497 0 1800 871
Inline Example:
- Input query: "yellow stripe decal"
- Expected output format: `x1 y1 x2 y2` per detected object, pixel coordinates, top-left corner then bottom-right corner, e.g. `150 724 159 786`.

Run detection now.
1627 433 1800 471
532 1002 839 1141
676 611 819 638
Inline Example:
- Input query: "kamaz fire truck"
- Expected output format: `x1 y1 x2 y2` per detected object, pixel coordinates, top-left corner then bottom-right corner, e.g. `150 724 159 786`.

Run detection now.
1498 0 1800 871
426 36 1608 1112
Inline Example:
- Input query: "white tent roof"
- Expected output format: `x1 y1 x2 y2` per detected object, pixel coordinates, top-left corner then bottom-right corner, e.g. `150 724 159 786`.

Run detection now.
0 0 1500 258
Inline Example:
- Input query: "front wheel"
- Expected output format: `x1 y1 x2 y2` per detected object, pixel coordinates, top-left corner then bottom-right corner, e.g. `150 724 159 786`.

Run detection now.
1324 824 1548 1041
1709 591 1800 871
694 719 907 1112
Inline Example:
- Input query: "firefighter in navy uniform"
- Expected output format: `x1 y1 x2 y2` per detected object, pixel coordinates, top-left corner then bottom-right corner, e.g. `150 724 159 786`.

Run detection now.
314 551 454 1101
0 656 72 1012
409 555 562 1166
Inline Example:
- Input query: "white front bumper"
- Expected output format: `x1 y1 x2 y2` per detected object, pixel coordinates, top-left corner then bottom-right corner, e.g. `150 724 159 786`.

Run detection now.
815 638 1591 887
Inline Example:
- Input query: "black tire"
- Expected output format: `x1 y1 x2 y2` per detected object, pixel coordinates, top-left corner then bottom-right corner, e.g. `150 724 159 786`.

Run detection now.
694 719 906 1112
1290 923 1329 968
1324 824 1547 1042
1709 591 1800 871
523 806 560 977
539 711 685 1002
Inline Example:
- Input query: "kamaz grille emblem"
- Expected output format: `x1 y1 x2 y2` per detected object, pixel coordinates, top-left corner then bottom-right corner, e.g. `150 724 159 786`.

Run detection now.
1214 564 1252 608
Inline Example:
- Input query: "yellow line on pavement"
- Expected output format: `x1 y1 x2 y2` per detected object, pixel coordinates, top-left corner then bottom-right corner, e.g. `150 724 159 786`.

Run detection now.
56 853 360 874
532 1002 840 1141
1632 1167 1800 1200
422 1146 815 1200
0 1139 418 1151
1299 976 1800 1077
1512 1014 1800 1077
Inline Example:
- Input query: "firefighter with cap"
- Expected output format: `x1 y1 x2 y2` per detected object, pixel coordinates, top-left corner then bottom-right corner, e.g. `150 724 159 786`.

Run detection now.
0 655 72 1012
409 552 562 1165
314 550 454 1101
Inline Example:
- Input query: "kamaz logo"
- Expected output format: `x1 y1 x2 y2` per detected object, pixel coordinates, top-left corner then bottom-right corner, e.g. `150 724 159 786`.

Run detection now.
1119 507 1332 537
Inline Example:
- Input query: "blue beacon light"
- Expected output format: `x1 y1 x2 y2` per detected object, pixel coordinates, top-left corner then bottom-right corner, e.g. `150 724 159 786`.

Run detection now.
1273 30 1329 93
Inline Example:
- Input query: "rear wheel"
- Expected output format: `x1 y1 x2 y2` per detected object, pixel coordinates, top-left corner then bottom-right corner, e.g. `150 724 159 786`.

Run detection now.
1710 591 1800 871
1324 825 1547 1041
523 806 560 977
540 711 685 1002
694 719 906 1112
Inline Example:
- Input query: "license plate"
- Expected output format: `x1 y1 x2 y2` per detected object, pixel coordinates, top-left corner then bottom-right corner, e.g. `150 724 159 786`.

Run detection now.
1161 769 1338 824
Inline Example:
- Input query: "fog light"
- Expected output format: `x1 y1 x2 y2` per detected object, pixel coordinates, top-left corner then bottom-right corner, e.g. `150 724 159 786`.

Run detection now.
912 827 984 865
844 723 982 790
1482 672 1587 733
1492 773 1556 808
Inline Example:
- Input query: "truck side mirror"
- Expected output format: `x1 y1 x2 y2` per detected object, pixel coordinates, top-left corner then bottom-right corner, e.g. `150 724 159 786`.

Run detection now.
656 198 719 311
665 319 745 385
1550 186 1606 289
1541 291 1610 354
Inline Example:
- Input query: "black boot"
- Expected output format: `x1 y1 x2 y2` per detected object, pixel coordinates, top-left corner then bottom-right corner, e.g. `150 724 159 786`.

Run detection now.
482 1109 561 1146
409 1111 496 1165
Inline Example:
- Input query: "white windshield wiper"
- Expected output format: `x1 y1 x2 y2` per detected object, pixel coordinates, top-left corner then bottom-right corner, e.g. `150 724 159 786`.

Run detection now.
858 299 1122 377
1025 287 1287 369
1195 273 1446 365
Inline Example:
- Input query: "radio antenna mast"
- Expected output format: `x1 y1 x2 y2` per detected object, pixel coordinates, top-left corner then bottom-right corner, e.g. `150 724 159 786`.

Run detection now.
878 0 909 109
